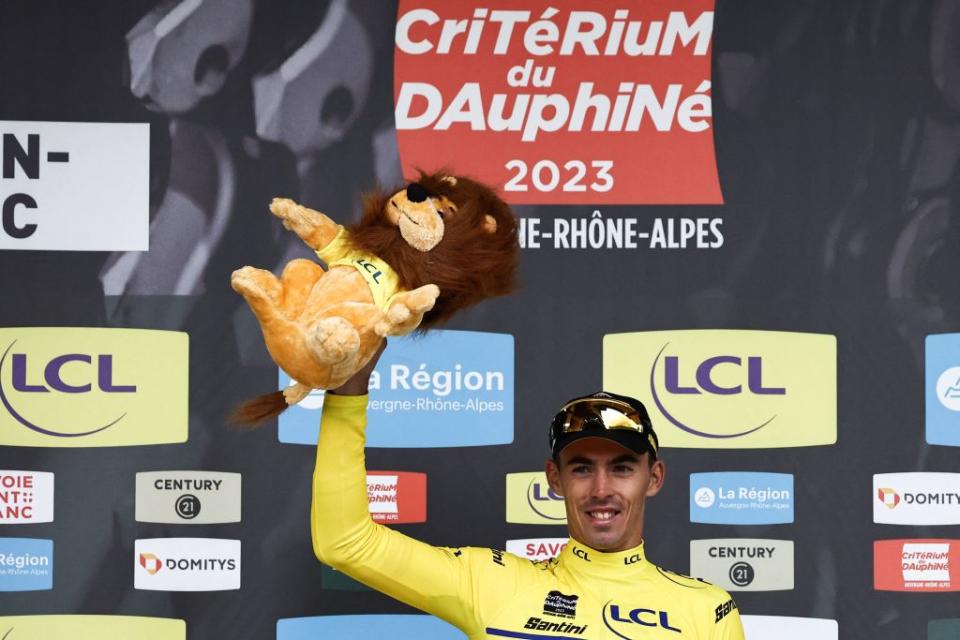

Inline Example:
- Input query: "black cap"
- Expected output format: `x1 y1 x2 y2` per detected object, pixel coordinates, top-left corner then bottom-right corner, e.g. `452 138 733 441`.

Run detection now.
550 391 659 460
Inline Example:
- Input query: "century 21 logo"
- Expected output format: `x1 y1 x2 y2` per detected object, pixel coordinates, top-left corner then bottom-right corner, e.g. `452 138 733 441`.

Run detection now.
603 330 836 449
0 328 188 447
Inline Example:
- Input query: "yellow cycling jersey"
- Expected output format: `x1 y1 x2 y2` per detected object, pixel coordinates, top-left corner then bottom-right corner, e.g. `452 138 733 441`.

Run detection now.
311 394 745 640
315 226 403 311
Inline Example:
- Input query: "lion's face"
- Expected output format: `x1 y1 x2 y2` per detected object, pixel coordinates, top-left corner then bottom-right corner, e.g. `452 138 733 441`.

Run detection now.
349 171 518 328
384 176 497 252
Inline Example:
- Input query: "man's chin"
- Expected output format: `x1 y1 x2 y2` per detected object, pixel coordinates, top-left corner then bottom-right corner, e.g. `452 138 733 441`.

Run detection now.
581 530 623 551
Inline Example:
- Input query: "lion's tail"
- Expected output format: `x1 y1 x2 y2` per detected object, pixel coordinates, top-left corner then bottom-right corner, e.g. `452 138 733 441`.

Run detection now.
230 391 288 426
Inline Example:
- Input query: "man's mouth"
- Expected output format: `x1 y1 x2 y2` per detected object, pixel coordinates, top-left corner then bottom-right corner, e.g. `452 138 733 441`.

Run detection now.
585 508 620 524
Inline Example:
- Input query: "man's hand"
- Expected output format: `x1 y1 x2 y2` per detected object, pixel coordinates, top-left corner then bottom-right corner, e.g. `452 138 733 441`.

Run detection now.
327 339 387 396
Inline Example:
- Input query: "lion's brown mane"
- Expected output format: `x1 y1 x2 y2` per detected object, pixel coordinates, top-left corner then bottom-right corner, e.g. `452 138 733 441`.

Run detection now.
346 171 519 329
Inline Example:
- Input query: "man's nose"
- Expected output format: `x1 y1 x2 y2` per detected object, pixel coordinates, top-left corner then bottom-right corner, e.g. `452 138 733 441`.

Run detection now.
590 470 613 498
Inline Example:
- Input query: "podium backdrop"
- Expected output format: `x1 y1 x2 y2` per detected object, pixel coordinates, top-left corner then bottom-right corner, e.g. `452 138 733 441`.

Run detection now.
0 1 958 638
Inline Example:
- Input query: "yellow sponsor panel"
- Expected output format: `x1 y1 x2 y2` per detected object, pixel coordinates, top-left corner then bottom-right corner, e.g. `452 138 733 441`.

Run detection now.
603 330 836 449
0 328 188 447
505 471 567 524
0 615 184 638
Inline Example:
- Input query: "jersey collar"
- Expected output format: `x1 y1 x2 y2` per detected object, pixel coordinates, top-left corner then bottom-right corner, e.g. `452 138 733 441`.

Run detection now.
559 538 652 579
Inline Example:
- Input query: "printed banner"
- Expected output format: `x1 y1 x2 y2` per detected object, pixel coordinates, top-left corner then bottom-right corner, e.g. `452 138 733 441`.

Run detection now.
0 470 53 523
689 472 793 524
0 121 148 250
927 333 960 447
367 471 427 523
873 472 960 525
277 615 464 639
0 615 184 639
134 538 240 591
279 330 513 447
741 616 838 640
136 471 241 524
689 538 793 591
0 328 188 447
505 472 566 524
0 538 52 591
874 539 960 592
506 538 569 561
603 330 837 448
394 1 722 204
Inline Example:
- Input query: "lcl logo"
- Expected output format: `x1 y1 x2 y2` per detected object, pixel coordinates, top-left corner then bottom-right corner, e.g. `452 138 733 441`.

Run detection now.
661 355 785 396
0 341 136 437
651 345 785 439
602 602 683 636
526 479 565 521
8 350 136 394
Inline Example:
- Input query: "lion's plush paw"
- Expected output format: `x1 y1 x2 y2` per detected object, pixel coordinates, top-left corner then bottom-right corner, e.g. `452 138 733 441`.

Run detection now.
387 304 411 325
269 197 296 218
408 284 440 314
282 382 312 406
310 316 360 364
231 266 264 297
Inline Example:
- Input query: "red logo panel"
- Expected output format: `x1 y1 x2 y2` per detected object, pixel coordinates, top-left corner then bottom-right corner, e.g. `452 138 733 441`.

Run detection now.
874 539 960 592
367 471 427 523
394 0 721 204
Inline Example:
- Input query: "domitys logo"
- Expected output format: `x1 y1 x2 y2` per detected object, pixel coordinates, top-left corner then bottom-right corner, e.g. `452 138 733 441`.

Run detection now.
394 0 721 205
873 473 960 525
139 553 162 575
878 488 900 509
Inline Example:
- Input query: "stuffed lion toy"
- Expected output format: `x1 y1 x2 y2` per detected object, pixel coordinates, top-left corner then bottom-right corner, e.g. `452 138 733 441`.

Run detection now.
231 172 519 424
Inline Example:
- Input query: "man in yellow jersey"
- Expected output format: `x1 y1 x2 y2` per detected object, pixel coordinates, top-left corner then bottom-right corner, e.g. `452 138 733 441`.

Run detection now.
312 345 745 639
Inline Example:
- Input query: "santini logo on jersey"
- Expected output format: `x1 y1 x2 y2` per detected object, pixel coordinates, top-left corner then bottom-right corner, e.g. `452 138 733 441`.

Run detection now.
523 617 588 635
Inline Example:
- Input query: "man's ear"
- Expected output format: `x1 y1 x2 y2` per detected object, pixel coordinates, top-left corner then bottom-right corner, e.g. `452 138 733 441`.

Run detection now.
545 458 563 496
483 214 497 233
645 459 666 498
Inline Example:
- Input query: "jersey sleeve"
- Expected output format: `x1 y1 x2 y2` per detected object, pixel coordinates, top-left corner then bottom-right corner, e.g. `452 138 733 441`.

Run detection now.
311 393 518 633
709 592 745 640
314 225 348 264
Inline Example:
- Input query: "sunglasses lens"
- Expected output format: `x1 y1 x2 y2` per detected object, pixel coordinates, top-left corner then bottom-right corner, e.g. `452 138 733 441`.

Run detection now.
550 398 656 456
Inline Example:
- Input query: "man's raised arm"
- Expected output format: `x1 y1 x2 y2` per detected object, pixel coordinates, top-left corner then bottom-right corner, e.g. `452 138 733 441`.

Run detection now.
310 344 516 633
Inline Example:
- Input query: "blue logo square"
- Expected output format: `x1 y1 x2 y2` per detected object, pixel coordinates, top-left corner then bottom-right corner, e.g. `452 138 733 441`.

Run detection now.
926 334 960 446
690 472 794 524
277 615 464 639
278 330 514 447
0 538 52 591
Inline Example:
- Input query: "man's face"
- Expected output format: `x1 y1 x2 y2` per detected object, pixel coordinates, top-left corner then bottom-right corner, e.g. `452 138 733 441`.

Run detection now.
545 437 665 552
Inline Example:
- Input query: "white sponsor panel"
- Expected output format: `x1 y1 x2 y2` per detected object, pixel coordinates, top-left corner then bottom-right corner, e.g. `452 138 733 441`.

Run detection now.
367 474 399 515
135 471 241 524
0 470 53 523
873 473 960 525
690 539 794 592
742 615 837 639
505 538 569 561
0 121 148 250
134 538 240 591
